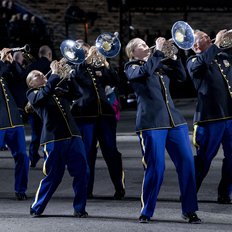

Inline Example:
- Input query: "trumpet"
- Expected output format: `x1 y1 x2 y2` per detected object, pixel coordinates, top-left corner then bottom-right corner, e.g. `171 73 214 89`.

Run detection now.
24 101 34 114
60 39 85 65
6 44 30 54
44 39 85 79
148 21 195 60
211 29 232 49
1 44 31 61
58 39 86 79
53 58 75 79
172 22 232 50
95 32 121 58
86 46 107 68
148 39 178 60
45 58 76 80
85 32 121 68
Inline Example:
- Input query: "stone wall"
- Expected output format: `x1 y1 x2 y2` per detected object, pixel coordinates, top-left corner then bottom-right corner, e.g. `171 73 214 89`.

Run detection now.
16 0 232 62
16 0 119 57
13 0 232 98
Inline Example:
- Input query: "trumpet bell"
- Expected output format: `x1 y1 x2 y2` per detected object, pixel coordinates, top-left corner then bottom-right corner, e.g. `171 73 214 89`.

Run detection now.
171 21 195 50
22 44 30 53
60 39 85 64
95 32 121 58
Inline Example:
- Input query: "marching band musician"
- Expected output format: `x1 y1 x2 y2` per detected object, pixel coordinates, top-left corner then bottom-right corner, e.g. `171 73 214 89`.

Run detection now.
70 46 125 200
0 47 29 200
25 45 53 168
7 51 28 119
124 37 200 223
26 60 89 217
186 29 232 204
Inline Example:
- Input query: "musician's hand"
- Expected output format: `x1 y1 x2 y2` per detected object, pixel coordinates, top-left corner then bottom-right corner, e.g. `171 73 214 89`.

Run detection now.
50 60 59 75
155 37 166 51
0 48 13 63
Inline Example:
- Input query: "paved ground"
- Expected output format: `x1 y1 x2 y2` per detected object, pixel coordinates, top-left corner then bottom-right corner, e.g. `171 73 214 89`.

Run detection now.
0 98 231 232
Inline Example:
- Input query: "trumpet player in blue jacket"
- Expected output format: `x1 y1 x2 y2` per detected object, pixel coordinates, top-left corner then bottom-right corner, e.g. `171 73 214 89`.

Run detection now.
124 37 200 223
26 60 89 217
0 47 29 201
186 29 232 204
71 46 125 200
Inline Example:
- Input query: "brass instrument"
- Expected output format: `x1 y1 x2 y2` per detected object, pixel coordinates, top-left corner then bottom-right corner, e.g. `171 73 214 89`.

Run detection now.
60 40 85 64
59 39 85 79
149 40 178 60
56 58 76 79
95 32 121 58
86 46 106 68
1 44 31 61
24 101 35 114
172 22 232 50
44 39 85 80
171 21 195 50
7 44 30 54
85 32 121 68
216 29 232 49
148 21 195 60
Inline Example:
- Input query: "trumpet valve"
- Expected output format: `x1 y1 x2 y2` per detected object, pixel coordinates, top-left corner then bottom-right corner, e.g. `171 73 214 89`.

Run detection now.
220 30 232 48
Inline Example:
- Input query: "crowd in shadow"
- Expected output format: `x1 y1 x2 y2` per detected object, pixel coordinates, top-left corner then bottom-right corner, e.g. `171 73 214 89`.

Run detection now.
0 0 54 59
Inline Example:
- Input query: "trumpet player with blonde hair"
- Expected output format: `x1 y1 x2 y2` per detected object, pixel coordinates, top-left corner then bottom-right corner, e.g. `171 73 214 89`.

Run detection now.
124 37 200 223
26 60 89 217
187 29 232 204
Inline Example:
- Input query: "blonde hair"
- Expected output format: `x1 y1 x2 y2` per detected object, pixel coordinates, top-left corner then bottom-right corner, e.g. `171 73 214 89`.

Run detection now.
125 38 143 61
26 71 35 87
26 70 41 88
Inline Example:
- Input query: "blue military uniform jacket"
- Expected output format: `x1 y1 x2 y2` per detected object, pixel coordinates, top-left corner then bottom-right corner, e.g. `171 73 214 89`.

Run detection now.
4 61 28 111
124 50 187 132
186 44 232 124
71 62 118 118
26 74 81 145
0 61 24 129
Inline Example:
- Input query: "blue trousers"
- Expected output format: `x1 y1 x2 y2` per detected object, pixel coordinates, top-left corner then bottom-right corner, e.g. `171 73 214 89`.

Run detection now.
76 117 125 195
0 126 29 193
31 137 89 215
193 120 232 197
138 124 198 218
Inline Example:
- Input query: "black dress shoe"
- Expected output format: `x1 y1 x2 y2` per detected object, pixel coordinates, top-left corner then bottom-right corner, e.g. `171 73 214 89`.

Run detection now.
139 214 150 223
0 145 8 151
30 207 41 217
114 189 125 200
217 195 231 204
182 212 201 224
73 210 88 218
15 192 28 200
